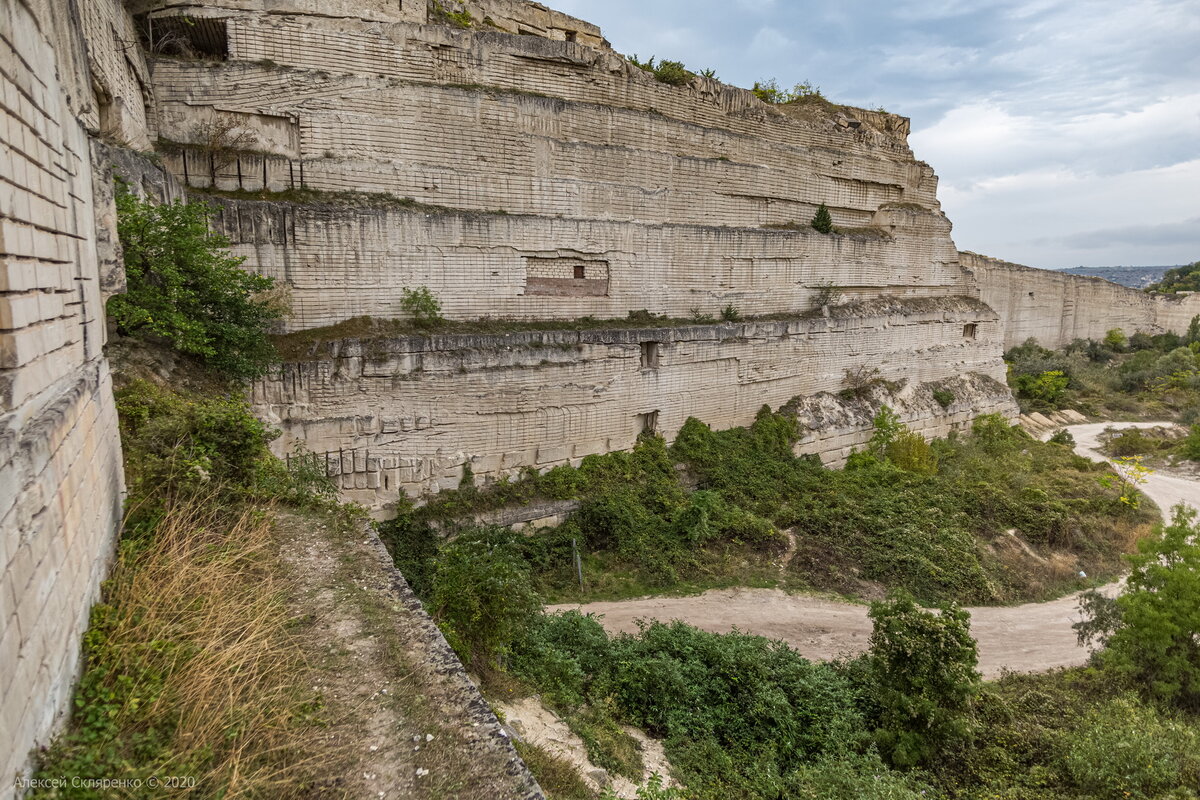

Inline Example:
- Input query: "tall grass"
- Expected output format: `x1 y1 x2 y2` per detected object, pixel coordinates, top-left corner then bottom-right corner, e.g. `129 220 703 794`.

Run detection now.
33 494 335 797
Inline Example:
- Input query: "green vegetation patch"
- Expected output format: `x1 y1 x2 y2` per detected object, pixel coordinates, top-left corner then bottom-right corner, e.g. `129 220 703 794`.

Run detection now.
108 185 282 381
384 408 1152 618
1147 259 1200 293
1005 324 1200 419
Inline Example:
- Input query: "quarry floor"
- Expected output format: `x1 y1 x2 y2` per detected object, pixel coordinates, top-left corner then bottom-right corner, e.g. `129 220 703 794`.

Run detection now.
549 422 1198 679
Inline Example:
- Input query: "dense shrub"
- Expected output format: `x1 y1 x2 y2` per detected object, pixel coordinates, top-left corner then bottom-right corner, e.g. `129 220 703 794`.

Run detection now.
108 185 282 380
1101 505 1200 709
387 405 1146 608
866 594 981 767
1104 328 1129 352
400 285 443 324
627 55 694 85
430 527 542 666
1147 260 1200 293
116 379 277 493
511 613 874 799
1181 424 1200 460
1062 697 1200 798
1012 369 1069 406
751 78 824 104
1103 427 1161 457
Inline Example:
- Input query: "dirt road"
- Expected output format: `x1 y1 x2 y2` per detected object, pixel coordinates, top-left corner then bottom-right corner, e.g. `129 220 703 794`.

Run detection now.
548 423 1198 678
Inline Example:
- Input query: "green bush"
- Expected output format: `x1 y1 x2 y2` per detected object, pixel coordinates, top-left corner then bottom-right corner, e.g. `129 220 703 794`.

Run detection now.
569 702 645 781
512 614 868 799
1181 424 1200 460
108 185 281 380
932 388 955 409
1012 369 1069 407
652 59 691 85
627 55 694 86
885 430 938 475
1103 428 1161 457
751 79 823 104
1048 428 1076 447
781 753 927 799
378 511 441 598
430 528 542 666
867 593 981 767
811 202 834 234
115 379 278 495
113 380 339 528
1147 261 1200 293
1101 505 1200 709
400 285 443 325
1062 697 1200 798
1104 328 1129 352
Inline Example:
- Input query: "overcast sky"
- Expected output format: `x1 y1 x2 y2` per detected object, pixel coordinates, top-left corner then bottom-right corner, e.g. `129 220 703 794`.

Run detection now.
553 0 1200 269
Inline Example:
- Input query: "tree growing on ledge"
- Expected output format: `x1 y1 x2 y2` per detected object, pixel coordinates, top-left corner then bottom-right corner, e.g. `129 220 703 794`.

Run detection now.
812 202 834 233
108 185 283 380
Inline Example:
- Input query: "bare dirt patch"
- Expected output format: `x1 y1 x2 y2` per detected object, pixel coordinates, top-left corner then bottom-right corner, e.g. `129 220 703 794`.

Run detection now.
275 510 542 799
500 697 674 799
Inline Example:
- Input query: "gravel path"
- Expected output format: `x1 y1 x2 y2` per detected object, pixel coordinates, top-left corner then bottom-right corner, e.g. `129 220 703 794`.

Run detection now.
549 423 1198 678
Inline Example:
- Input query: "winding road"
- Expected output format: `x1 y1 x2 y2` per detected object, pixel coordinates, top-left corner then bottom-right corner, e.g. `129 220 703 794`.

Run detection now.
548 422 1198 678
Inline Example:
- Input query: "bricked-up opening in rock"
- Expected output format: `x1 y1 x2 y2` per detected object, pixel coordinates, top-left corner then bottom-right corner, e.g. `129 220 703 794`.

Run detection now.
640 341 660 369
639 411 660 435
139 15 229 60
525 257 610 297
963 323 978 340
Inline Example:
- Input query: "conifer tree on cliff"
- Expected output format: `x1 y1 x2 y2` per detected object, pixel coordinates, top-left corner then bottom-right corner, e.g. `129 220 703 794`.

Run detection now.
812 202 833 233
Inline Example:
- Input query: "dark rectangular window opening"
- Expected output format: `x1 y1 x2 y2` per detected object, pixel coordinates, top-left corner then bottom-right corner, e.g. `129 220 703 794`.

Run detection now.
639 411 660 436
640 341 660 370
566 30 578 42
963 323 978 340
141 15 229 60
573 264 586 279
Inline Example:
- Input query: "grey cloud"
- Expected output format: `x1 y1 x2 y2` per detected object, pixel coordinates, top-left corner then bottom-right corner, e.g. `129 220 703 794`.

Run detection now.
1055 218 1200 251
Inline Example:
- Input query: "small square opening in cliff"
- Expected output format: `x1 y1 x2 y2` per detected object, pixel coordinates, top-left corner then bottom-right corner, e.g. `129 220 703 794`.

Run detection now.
639 411 660 435
640 341 661 370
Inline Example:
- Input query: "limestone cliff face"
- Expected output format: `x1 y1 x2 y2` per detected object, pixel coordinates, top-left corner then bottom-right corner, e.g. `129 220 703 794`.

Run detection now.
256 298 1013 506
1 0 139 788
138 0 974 329
114 0 1023 507
964 251 1200 350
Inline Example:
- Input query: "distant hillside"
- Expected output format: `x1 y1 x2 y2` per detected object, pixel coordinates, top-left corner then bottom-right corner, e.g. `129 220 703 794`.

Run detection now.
1059 265 1179 289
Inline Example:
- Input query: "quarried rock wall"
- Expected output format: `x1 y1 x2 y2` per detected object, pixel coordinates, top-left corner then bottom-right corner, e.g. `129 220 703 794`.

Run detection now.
0 0 142 790
134 3 972 334
213 198 974 330
253 297 1016 510
964 251 1200 350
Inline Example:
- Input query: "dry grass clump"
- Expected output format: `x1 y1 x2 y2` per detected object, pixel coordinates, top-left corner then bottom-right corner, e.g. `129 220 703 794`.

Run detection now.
33 495 338 797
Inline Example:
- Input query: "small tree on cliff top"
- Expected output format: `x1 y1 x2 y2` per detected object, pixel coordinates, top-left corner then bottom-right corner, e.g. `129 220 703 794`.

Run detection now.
812 202 834 233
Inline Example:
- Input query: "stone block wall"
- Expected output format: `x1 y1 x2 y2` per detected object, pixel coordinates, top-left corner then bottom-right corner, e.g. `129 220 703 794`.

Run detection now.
963 251 1200 350
0 0 145 790
252 297 1015 509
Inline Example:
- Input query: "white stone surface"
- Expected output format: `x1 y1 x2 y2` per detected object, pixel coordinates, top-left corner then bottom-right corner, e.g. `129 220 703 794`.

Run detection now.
0 0 138 791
